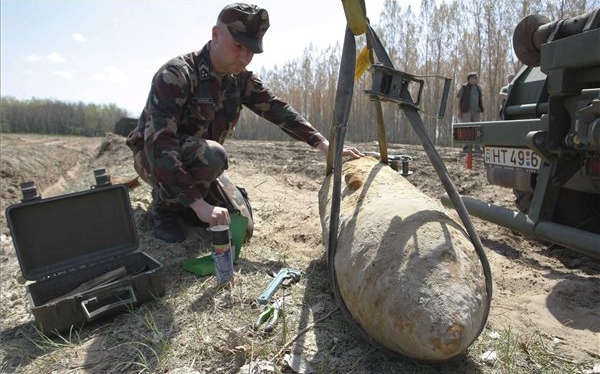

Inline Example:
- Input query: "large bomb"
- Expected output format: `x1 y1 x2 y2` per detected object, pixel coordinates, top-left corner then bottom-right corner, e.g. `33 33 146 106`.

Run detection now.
319 156 489 361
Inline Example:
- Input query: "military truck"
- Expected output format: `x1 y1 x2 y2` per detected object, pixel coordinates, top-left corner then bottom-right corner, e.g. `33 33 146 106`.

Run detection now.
447 9 600 258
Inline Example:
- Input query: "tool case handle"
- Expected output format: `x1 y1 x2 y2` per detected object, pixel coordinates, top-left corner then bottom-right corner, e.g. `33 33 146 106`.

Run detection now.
80 285 137 321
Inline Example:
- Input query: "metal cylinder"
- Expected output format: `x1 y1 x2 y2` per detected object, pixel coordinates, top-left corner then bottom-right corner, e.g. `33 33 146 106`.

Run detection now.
440 194 600 258
513 8 600 66
321 158 490 362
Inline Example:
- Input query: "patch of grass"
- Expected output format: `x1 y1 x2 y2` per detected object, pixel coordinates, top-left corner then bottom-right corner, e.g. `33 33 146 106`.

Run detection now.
27 326 82 351
138 307 173 365
112 341 161 372
472 325 590 373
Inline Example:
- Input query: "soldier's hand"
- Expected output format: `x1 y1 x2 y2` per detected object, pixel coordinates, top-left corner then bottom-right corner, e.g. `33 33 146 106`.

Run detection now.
317 140 364 159
342 147 364 159
190 199 230 227
207 206 230 227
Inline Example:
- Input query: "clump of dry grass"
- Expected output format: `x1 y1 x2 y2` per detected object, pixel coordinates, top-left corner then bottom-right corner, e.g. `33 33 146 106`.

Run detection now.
471 325 592 374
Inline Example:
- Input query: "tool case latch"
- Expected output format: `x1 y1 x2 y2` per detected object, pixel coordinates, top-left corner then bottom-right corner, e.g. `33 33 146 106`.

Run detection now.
92 168 112 189
19 181 41 202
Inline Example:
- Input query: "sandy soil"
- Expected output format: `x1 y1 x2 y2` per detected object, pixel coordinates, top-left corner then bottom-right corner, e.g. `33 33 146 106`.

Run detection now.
0 133 598 373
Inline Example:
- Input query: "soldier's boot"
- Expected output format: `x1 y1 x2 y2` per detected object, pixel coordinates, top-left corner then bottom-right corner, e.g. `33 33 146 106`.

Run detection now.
152 206 185 243
180 207 207 228
151 188 185 243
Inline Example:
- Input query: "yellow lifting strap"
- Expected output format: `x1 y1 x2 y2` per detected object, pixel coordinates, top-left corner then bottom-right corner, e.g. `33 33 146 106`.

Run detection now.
341 0 368 36
355 46 371 81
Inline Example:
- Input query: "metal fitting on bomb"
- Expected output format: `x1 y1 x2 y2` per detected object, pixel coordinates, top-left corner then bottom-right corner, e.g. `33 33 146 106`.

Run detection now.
389 155 413 176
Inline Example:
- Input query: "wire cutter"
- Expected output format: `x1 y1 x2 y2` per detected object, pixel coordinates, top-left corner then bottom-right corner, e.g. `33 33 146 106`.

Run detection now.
253 298 283 333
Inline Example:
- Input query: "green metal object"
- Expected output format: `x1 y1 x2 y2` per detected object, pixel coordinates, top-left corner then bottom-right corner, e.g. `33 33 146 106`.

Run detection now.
449 9 600 258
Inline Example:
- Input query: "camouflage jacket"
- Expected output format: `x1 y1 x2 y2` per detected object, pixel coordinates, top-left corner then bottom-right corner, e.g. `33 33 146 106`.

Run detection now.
129 41 326 204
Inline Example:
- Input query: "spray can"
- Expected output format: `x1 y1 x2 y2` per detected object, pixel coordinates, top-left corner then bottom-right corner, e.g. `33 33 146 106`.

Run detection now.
210 225 234 287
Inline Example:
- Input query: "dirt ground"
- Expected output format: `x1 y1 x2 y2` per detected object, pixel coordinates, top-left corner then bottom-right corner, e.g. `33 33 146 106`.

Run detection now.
0 132 599 374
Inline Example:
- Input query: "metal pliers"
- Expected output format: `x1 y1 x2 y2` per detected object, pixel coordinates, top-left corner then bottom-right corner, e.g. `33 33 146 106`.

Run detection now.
253 298 283 333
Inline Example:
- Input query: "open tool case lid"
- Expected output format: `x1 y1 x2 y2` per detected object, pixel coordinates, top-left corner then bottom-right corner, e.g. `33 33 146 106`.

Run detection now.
6 169 139 281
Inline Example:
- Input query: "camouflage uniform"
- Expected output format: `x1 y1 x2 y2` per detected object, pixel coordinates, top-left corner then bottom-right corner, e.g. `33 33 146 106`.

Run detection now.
126 42 327 210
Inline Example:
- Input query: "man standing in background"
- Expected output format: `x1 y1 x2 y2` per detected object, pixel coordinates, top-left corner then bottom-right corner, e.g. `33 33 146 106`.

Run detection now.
455 72 484 153
456 72 484 123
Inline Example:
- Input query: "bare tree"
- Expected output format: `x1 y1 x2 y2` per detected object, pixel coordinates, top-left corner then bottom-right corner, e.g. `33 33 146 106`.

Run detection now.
233 0 600 147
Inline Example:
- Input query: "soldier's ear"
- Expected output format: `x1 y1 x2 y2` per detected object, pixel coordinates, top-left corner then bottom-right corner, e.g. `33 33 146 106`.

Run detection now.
212 25 220 42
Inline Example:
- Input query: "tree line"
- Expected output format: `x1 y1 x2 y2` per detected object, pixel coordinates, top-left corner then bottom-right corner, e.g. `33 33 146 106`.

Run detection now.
1 0 597 146
0 96 127 136
236 0 597 146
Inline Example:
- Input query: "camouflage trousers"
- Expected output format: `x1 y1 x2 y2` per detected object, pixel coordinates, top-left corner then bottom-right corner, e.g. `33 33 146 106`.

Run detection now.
131 135 229 210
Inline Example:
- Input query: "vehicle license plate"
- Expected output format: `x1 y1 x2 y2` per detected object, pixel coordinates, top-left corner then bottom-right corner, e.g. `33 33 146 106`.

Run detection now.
484 146 542 172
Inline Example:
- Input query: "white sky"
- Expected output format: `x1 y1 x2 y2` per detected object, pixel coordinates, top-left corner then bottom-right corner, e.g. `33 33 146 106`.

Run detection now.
0 0 419 117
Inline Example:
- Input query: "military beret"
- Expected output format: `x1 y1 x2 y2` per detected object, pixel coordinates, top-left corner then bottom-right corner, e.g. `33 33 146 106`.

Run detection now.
218 3 270 54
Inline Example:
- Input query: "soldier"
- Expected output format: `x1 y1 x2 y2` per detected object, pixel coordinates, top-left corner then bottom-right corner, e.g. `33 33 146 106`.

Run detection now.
126 3 363 243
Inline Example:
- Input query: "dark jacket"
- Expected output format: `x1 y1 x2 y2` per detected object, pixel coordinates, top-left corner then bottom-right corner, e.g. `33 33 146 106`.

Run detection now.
458 84 484 113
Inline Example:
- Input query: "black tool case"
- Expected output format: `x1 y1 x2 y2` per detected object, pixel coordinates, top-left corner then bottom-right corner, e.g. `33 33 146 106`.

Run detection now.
5 169 165 334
